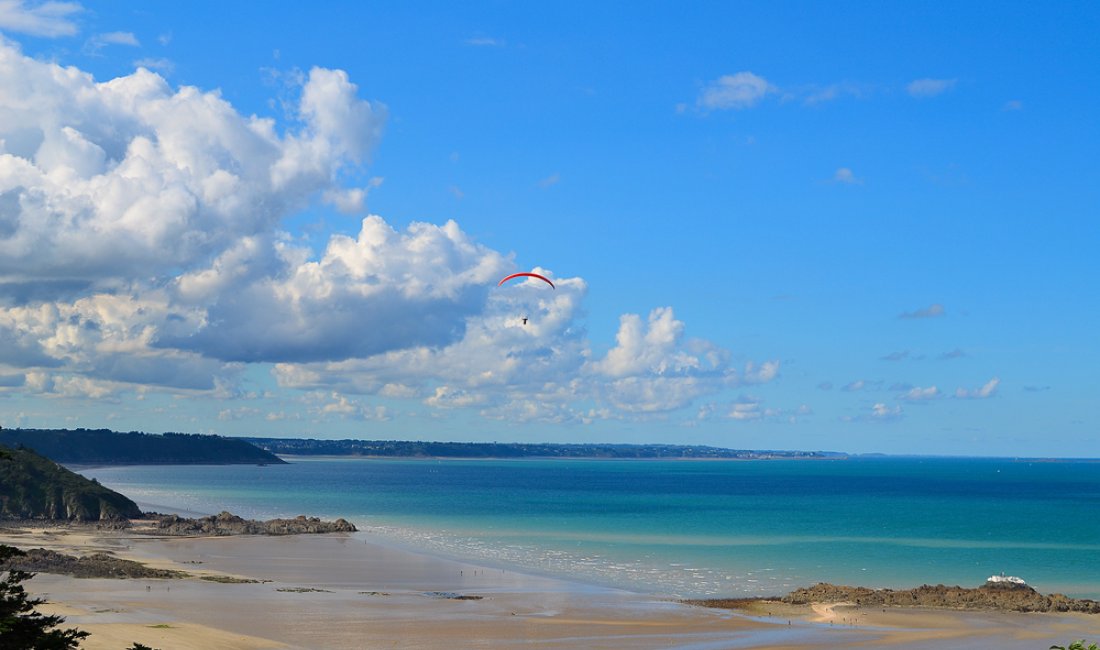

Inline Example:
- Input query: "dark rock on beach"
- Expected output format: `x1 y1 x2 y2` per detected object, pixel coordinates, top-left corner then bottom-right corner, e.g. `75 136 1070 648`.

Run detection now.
148 511 357 536
782 581 1100 613
423 591 483 600
689 581 1100 614
3 547 184 579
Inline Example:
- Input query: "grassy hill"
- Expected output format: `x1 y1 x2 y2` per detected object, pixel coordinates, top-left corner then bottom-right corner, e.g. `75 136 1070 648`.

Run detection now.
0 444 142 521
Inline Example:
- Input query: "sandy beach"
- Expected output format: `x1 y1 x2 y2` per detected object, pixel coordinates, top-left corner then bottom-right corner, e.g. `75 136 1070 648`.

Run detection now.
3 524 1099 650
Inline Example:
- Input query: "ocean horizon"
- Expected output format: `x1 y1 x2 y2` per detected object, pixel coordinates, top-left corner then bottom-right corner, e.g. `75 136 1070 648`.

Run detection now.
79 455 1100 600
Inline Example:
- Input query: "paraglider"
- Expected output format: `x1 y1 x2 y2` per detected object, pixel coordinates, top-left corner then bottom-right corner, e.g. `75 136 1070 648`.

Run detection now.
497 272 555 289
498 272 555 326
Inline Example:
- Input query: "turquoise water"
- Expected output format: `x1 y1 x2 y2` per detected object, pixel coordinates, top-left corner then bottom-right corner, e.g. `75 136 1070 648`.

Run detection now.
79 456 1100 599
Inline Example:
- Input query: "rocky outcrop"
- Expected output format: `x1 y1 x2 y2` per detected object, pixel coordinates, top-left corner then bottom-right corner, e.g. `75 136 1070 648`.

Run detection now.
149 511 357 536
4 548 184 579
781 582 1100 613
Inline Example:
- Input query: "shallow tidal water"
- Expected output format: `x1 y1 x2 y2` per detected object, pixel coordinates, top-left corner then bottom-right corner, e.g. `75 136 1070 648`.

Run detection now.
81 456 1100 599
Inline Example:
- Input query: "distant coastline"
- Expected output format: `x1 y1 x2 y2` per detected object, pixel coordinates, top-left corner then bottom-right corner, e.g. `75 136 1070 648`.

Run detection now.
6 426 1095 465
246 437 847 460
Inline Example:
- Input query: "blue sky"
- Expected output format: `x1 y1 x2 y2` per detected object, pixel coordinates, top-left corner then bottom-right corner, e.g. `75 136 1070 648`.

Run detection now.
0 1 1096 455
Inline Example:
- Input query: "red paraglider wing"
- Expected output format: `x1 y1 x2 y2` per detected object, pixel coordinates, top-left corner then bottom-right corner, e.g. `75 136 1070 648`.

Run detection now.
497 272 556 289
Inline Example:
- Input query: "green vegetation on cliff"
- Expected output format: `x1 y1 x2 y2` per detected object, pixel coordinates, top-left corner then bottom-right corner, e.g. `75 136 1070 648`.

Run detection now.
0 428 284 465
0 444 142 521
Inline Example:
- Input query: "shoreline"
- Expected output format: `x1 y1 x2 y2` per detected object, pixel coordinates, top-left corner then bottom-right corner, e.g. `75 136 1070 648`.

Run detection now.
274 454 848 462
4 523 1100 649
74 458 1100 602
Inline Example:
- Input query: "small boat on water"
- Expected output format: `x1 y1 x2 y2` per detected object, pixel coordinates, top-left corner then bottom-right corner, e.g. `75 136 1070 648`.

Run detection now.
986 572 1027 586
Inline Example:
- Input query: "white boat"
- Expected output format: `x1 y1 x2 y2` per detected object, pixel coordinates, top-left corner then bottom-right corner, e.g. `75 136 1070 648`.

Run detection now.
986 572 1027 586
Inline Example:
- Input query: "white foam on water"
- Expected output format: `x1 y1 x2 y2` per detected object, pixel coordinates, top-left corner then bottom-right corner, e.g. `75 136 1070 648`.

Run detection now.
363 523 794 598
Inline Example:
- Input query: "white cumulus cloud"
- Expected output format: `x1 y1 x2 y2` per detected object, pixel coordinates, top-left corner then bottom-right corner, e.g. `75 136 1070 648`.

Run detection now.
164 216 509 363
729 396 762 421
956 377 999 399
591 307 777 413
899 303 945 319
0 40 386 289
833 167 862 184
273 300 774 421
465 36 504 47
0 38 774 423
902 385 940 401
907 78 956 98
697 72 772 110
84 30 139 54
0 1 81 37
871 402 902 419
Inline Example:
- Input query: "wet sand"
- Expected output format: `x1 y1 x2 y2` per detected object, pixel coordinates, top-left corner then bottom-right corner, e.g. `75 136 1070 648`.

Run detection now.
3 525 1099 649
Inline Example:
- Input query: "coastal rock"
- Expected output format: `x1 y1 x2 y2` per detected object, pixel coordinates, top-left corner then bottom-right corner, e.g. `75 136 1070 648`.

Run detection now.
150 511 357 536
3 548 184 579
781 582 1100 614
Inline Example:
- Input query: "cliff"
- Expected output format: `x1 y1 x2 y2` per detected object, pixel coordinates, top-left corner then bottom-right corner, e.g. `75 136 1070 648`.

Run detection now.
0 444 143 521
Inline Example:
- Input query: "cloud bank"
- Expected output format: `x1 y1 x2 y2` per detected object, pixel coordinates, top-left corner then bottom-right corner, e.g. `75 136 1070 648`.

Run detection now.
0 38 774 422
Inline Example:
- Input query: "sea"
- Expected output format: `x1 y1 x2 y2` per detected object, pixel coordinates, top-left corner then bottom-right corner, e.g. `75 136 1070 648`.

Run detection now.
78 456 1100 600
